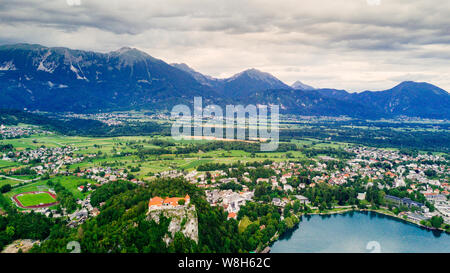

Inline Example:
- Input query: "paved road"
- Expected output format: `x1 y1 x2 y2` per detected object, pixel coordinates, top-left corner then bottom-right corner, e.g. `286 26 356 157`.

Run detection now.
0 175 40 183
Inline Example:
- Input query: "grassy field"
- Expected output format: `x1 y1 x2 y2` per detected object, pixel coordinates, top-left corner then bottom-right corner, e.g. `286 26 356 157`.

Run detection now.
1 135 161 152
1 132 362 186
2 176 90 208
1 133 358 183
0 161 19 170
49 176 91 199
16 192 56 207
0 177 25 187
4 180 52 200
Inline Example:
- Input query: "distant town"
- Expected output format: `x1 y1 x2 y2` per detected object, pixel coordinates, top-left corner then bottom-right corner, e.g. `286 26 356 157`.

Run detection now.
1 113 449 253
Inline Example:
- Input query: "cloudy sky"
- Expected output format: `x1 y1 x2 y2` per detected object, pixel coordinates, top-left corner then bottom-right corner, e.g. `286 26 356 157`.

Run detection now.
1 0 449 92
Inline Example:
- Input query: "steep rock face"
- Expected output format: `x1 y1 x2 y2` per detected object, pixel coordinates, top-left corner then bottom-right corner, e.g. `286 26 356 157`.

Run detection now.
0 44 221 112
147 205 198 245
170 64 292 99
170 63 220 88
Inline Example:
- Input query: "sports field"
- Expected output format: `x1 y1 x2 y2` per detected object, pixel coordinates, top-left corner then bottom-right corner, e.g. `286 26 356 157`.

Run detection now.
14 192 57 208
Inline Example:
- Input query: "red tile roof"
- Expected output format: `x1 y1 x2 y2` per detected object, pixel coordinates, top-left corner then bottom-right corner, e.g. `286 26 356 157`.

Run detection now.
227 212 237 219
148 195 190 207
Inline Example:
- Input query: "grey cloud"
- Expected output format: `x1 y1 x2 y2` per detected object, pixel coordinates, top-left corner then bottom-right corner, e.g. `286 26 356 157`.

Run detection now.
0 0 449 91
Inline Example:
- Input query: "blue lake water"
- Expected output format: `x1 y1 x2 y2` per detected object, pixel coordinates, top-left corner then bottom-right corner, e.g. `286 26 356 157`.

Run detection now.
270 211 450 253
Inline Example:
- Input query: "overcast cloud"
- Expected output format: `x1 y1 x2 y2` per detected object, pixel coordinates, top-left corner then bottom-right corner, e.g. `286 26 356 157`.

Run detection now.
1 0 449 92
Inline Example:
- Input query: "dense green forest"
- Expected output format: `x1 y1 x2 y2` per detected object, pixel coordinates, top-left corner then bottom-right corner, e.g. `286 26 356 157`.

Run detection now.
0 194 55 251
0 109 165 137
29 178 293 253
281 122 450 152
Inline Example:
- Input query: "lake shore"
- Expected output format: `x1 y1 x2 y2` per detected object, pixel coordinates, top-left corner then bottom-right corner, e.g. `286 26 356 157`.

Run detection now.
269 210 450 253
264 207 449 253
305 207 449 233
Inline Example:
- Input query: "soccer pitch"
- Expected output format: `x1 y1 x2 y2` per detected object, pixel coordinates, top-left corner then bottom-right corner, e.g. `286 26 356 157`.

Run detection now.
16 192 57 207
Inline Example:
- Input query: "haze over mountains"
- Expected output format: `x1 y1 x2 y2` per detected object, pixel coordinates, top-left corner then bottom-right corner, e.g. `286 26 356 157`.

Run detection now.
0 44 449 119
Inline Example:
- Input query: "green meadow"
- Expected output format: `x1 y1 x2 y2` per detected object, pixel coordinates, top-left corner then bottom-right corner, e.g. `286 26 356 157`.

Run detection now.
1 133 356 182
3 176 90 208
0 160 19 170
0 177 23 187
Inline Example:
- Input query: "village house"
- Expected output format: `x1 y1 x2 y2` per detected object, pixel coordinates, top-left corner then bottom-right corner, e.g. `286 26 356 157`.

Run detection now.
294 195 310 204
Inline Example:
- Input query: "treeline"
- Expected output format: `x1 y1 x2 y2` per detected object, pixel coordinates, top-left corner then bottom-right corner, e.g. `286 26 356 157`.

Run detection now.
90 181 137 207
197 160 273 172
237 202 291 251
0 194 12 212
148 139 176 147
0 109 166 137
0 144 14 152
302 147 355 159
0 184 11 193
175 141 297 154
48 180 77 213
300 183 359 210
0 209 53 251
219 182 243 191
135 141 298 158
281 125 450 152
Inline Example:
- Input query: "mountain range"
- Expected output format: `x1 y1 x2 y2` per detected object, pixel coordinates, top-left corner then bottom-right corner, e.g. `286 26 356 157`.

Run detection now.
0 43 449 119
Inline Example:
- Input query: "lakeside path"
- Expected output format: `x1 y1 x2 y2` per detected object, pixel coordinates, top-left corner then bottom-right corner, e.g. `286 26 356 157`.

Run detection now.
0 175 40 183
